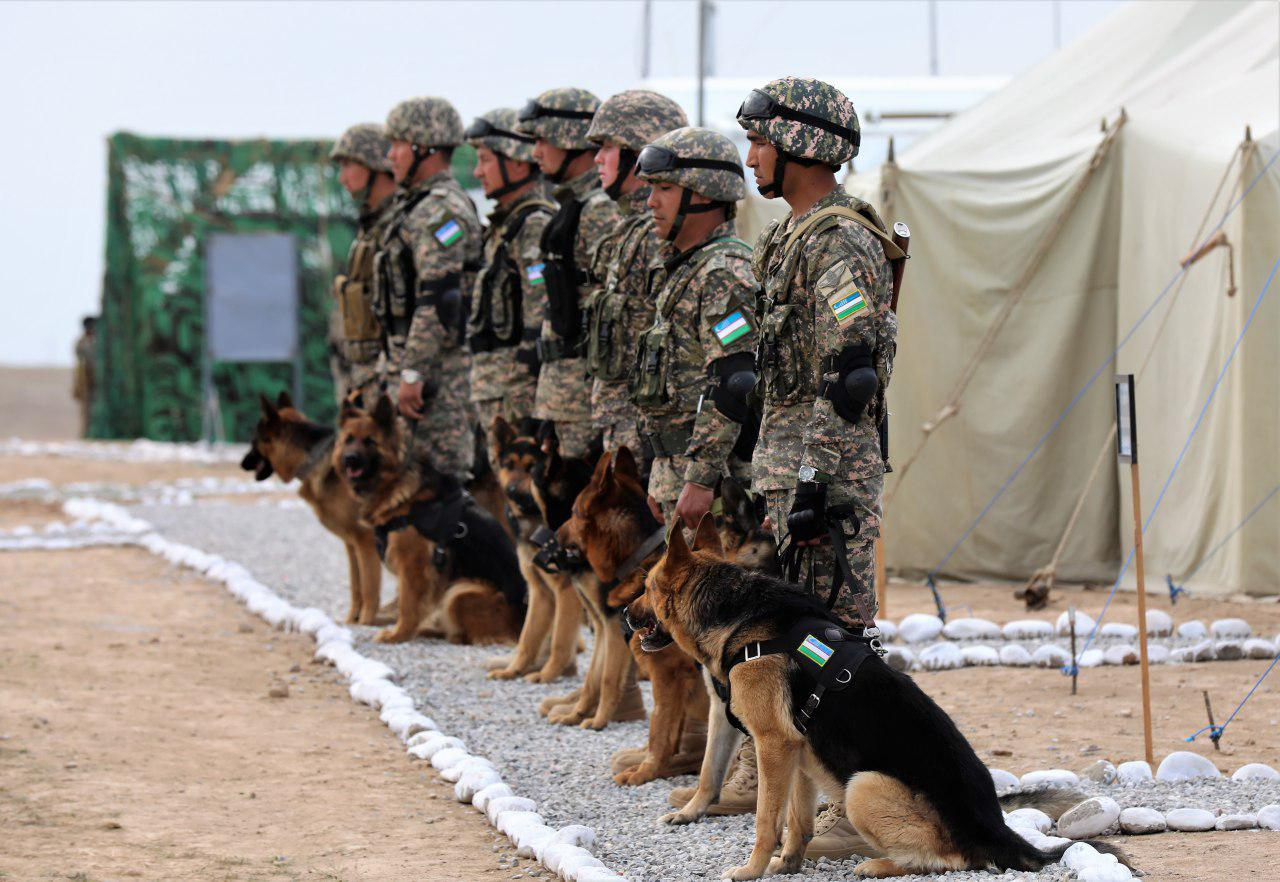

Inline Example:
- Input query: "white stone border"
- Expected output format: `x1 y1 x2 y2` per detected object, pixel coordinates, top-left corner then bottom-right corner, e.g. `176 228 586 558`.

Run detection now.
0 437 246 463
9 498 623 882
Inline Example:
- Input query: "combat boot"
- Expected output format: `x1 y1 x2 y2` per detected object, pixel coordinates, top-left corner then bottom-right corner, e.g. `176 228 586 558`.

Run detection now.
803 802 872 861
666 737 757 814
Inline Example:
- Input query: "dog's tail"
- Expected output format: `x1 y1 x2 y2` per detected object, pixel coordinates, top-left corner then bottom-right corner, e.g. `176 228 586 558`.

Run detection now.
983 791 1133 872
443 581 522 645
997 786 1086 821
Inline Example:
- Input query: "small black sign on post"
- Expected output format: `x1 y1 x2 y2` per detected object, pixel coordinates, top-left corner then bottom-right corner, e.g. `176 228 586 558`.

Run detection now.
1116 373 1154 765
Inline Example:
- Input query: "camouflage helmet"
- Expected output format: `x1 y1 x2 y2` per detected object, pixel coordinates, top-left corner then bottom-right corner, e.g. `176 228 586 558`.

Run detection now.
515 87 599 151
464 108 536 163
635 126 746 203
586 90 688 150
385 96 464 149
330 123 392 173
735 77 860 164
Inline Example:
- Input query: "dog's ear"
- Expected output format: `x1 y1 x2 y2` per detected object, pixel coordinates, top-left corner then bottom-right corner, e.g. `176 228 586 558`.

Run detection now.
720 477 758 533
538 421 560 457
276 390 293 409
372 394 396 431
259 393 279 423
612 445 639 484
491 416 517 454
589 450 615 490
691 512 724 556
339 398 362 425
664 520 691 567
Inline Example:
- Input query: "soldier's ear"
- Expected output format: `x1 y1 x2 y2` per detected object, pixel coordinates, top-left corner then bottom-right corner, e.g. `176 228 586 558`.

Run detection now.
372 394 396 431
612 446 639 484
276 390 293 409
691 513 724 556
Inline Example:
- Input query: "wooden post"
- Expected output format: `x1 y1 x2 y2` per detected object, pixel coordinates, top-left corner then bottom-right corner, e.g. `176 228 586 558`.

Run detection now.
1116 374 1155 766
875 532 887 619
1068 606 1078 696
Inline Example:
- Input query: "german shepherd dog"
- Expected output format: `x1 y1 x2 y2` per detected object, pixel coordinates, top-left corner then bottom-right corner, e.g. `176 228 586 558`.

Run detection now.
242 391 382 625
335 395 525 645
633 518 1130 880
485 417 591 684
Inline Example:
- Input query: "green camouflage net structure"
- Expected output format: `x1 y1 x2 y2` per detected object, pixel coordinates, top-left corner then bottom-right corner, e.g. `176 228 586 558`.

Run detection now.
96 132 358 442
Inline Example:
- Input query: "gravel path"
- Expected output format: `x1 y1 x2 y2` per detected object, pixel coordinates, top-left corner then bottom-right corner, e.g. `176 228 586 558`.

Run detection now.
134 502 1278 882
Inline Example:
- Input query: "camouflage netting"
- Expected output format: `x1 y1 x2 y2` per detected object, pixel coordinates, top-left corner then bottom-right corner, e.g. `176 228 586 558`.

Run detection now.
96 132 357 442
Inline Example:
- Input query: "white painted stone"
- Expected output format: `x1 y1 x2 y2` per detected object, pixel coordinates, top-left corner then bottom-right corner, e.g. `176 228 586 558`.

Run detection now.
575 869 624 882
496 808 545 837
550 825 596 850
1211 618 1252 639
1077 648 1105 668
1019 768 1080 789
1244 638 1277 659
441 756 494 783
1216 813 1258 831
1257 804 1280 830
486 795 537 825
1080 760 1117 784
1061 842 1116 871
1156 751 1220 782
1006 808 1052 834
943 617 1002 640
1031 644 1071 668
1116 760 1153 785
455 764 502 801
1099 623 1138 641
1189 640 1216 662
1003 619 1054 640
1147 644 1171 664
899 613 944 644
919 642 964 670
1164 808 1215 831
1103 645 1138 666
884 646 914 672
999 644 1033 666
1146 609 1174 637
512 823 556 858
1057 796 1121 839
473 782 513 811
989 768 1019 791
873 619 897 641
1215 641 1245 661
960 644 1000 666
1232 763 1280 782
1076 865 1134 882
1119 807 1166 834
430 747 471 772
1057 610 1097 637
1177 620 1208 640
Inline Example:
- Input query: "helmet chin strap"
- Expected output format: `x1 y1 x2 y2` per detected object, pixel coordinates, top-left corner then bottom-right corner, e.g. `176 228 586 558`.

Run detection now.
604 148 638 200
759 150 787 198
548 148 588 183
664 188 727 243
486 154 537 200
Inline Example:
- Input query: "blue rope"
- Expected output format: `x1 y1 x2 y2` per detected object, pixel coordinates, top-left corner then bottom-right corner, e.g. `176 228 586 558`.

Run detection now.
1068 251 1280 669
1168 482 1280 596
1186 654 1280 745
927 144 1280 587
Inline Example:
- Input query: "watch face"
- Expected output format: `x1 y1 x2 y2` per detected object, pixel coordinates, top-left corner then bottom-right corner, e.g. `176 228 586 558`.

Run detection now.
798 466 816 482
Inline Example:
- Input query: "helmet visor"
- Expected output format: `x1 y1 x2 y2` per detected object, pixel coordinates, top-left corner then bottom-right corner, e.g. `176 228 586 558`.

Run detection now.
637 145 743 177
736 89 860 149
517 100 594 123
465 118 534 143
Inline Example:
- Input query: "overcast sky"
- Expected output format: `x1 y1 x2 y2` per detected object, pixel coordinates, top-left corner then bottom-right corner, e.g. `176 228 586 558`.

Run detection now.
0 0 1120 366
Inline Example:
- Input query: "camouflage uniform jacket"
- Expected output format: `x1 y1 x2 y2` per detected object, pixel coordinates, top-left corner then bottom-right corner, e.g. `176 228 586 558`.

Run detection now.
631 220 758 489
750 188 896 497
533 168 618 423
468 184 555 404
335 195 395 389
586 186 660 430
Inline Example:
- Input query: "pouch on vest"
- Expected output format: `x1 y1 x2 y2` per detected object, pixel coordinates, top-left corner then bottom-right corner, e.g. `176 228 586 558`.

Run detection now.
630 323 671 408
540 198 586 350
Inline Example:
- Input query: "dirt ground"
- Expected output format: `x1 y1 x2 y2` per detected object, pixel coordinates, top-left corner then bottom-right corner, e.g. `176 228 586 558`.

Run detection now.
0 366 78 440
0 546 529 882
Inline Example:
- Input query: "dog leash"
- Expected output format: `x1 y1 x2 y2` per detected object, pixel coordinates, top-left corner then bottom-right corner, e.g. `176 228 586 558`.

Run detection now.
601 526 667 593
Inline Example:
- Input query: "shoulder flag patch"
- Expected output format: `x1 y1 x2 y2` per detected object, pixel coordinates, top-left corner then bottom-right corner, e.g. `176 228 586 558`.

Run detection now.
434 219 463 247
713 311 751 346
525 262 546 286
797 634 834 667
827 286 867 329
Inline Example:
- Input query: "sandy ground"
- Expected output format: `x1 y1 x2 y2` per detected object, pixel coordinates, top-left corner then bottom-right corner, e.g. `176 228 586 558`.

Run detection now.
0 546 529 882
0 366 78 440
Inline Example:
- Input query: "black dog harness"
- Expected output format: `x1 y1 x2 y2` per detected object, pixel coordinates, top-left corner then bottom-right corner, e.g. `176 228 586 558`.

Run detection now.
712 617 879 735
374 489 470 568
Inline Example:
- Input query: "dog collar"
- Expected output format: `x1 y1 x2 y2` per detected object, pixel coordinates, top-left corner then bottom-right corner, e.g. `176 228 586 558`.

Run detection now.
603 526 667 593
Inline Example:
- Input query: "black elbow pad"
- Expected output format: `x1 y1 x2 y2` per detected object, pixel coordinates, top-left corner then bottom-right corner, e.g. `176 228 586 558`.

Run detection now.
421 272 465 342
705 351 757 423
822 344 878 424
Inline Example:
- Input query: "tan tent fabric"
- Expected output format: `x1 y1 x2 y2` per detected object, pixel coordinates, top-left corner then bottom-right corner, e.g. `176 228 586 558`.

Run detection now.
843 0 1279 596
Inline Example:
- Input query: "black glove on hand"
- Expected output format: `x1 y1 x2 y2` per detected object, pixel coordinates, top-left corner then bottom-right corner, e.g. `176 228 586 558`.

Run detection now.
786 481 828 544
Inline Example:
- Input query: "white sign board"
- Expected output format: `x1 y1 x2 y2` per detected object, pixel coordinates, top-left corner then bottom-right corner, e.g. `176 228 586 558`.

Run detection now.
205 233 298 362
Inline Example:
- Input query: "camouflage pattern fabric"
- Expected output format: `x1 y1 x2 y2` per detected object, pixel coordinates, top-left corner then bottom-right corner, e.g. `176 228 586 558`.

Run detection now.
586 90 688 150
334 194 395 403
386 96 464 148
735 76 859 165
533 168 617 457
516 88 599 151
635 126 746 203
631 220 758 508
586 186 659 454
73 332 95 438
469 184 555 439
330 123 392 173
752 187 895 624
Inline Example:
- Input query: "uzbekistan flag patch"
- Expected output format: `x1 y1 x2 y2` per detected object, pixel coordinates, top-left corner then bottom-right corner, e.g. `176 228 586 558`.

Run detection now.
434 219 463 247
827 286 867 329
526 262 546 286
713 311 751 345
797 634 834 667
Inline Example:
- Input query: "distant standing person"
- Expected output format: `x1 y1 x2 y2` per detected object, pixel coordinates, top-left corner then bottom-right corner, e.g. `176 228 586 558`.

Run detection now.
72 315 97 437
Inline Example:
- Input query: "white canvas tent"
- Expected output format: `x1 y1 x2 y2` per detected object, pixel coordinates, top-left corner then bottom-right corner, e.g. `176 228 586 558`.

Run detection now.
843 0 1279 597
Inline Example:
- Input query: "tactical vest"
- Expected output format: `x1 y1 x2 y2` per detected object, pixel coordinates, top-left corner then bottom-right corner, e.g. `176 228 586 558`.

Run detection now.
333 211 385 349
585 214 652 382
373 187 436 339
538 197 587 359
630 236 752 410
756 198 902 408
468 198 555 354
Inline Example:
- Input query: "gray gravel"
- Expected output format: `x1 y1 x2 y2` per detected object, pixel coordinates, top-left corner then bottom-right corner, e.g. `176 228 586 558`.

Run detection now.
134 501 1276 882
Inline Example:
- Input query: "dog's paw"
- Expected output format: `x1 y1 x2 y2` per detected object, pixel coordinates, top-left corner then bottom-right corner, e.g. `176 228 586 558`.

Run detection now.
722 866 761 881
373 629 410 644
660 809 700 826
346 610 360 624
581 715 609 731
766 855 802 876
548 709 583 726
614 762 657 786
524 669 555 684
488 667 521 681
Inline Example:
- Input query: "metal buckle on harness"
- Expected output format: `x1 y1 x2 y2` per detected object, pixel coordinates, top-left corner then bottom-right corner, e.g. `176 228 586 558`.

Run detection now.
742 643 762 662
834 668 853 685
863 625 887 658
800 693 821 720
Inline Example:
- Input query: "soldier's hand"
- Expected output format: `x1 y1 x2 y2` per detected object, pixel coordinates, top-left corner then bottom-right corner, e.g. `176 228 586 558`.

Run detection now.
398 381 425 419
675 482 715 530
646 494 664 524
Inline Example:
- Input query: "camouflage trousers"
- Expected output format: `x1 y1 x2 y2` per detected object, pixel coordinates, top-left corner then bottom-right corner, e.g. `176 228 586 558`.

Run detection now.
387 370 476 483
535 356 596 457
764 484 879 629
647 454 692 512
474 390 535 453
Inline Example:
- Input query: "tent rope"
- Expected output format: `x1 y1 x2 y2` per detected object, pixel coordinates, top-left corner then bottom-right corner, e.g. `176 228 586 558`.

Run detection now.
887 111 1129 505
1168 482 1280 596
1017 141 1248 603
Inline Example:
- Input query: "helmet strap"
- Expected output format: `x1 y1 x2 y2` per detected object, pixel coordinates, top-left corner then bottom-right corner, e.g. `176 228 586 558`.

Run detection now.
548 148 587 183
487 154 537 200
665 188 728 242
604 148 639 200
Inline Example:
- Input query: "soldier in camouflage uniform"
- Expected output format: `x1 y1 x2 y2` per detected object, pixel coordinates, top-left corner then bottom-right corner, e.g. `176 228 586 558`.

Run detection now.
330 123 396 404
630 127 757 529
583 91 687 460
737 76 899 859
374 96 483 482
72 316 97 438
464 109 556 444
515 88 617 458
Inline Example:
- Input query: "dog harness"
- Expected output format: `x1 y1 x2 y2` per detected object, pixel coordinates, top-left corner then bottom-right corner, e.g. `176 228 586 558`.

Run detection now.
374 488 470 568
713 617 879 735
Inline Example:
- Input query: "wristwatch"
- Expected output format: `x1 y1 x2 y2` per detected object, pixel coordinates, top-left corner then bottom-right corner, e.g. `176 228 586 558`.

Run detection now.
797 465 833 484
401 369 423 385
